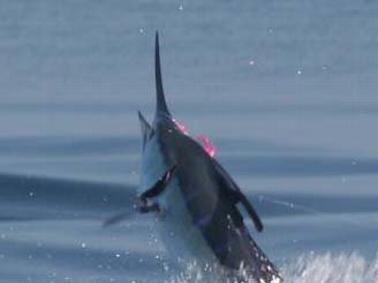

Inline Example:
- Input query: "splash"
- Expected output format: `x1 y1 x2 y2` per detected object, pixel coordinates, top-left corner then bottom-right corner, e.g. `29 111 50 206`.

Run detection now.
167 261 238 283
167 252 378 283
283 252 378 283
172 118 217 157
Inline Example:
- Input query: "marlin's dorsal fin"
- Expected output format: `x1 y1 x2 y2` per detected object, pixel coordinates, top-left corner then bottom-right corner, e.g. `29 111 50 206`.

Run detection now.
155 31 171 117
213 159 264 232
138 111 154 150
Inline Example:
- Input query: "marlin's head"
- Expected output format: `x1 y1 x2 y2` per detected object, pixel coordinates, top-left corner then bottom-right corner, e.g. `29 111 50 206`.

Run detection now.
138 32 216 157
138 32 179 151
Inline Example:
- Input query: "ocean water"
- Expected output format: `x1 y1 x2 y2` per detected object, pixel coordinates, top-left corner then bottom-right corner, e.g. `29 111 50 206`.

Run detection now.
0 0 378 282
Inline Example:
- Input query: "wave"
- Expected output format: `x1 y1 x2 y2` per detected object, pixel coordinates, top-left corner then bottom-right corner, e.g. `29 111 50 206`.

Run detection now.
0 172 136 221
0 173 377 282
1 172 378 221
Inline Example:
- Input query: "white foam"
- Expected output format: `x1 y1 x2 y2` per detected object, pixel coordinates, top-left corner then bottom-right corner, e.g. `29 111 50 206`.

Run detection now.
283 252 378 283
168 252 378 283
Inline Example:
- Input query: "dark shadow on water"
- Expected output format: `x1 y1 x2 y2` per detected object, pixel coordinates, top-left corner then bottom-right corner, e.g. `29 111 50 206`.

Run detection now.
248 191 378 218
1 171 377 223
0 172 137 221
222 155 378 177
0 136 140 156
0 136 318 157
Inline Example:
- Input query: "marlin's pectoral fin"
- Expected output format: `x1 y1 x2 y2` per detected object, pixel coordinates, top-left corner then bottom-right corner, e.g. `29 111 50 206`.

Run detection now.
224 189 263 232
135 165 177 215
103 166 176 227
139 165 177 200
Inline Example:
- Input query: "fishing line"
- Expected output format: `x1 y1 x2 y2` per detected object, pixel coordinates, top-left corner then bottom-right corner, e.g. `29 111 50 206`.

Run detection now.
257 195 319 214
256 194 376 232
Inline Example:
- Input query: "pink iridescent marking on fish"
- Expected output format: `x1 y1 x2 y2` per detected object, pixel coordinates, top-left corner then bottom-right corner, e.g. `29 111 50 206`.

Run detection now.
196 135 217 157
172 118 189 135
172 118 217 157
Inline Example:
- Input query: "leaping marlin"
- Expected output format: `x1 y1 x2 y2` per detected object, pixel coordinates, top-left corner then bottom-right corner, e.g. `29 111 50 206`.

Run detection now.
105 32 283 283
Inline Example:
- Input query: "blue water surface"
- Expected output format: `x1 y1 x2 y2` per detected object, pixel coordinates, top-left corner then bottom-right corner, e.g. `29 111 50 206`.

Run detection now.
0 1 378 282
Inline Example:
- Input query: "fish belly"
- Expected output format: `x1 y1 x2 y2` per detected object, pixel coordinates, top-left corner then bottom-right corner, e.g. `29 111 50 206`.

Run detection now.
158 180 216 266
140 139 215 266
